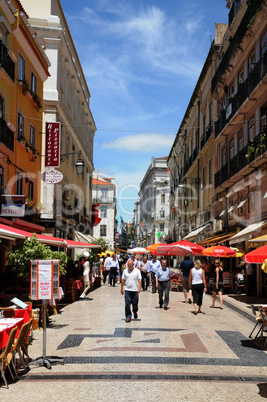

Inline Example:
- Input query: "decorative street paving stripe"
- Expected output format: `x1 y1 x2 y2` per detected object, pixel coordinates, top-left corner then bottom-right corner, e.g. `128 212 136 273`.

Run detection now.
135 338 160 344
21 372 267 383
223 299 255 323
88 333 208 353
57 328 185 349
57 331 267 367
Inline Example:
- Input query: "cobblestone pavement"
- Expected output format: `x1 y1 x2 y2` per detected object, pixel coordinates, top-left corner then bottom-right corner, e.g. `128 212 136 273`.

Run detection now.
2 284 267 401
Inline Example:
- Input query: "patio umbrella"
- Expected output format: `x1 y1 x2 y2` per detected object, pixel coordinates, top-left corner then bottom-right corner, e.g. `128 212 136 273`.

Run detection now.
203 245 236 257
156 240 205 255
146 243 166 255
244 245 267 264
127 247 149 254
230 247 246 258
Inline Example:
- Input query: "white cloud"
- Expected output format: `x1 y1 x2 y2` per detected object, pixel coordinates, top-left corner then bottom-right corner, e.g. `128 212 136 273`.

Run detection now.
102 133 175 152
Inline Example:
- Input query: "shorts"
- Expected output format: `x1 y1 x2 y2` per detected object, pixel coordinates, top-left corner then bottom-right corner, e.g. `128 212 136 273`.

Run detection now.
182 277 190 292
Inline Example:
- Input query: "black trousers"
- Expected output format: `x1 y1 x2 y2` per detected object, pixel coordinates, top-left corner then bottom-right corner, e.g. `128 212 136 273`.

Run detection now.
109 267 117 286
141 271 149 290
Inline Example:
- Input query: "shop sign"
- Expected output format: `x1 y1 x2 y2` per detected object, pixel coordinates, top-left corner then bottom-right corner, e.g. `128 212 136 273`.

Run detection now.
41 170 63 184
45 122 61 167
0 195 25 217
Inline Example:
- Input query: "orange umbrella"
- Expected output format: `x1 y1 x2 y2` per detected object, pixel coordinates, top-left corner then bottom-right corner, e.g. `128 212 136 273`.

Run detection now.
203 245 236 257
146 243 165 255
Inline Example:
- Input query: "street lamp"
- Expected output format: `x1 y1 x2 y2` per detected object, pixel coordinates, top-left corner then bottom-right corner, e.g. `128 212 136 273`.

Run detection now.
60 151 85 175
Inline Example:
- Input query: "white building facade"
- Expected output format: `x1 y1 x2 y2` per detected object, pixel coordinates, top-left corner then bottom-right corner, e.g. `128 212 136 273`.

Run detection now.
134 157 170 247
92 173 117 249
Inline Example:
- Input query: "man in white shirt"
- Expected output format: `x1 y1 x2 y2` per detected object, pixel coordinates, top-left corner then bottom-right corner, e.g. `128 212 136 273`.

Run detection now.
121 259 141 322
103 254 112 284
148 255 162 293
109 254 120 287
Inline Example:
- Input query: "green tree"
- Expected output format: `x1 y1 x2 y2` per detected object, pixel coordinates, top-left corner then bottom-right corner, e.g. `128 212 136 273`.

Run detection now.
84 237 109 264
6 236 68 278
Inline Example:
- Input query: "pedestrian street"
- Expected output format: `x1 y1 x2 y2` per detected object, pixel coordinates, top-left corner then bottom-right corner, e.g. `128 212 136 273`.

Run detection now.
3 285 267 401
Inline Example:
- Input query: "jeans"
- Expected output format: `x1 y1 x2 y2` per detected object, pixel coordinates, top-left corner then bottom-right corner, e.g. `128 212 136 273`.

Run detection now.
158 280 170 307
124 290 139 319
109 267 117 286
141 271 149 290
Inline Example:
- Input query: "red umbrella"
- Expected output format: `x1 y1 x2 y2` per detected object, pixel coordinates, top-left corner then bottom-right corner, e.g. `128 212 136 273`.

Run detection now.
156 240 205 256
146 243 166 255
244 246 267 264
203 245 236 257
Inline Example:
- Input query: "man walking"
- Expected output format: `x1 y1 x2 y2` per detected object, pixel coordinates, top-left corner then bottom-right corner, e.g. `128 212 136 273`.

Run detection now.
103 253 112 284
139 255 150 291
148 255 162 293
156 260 171 310
180 254 194 303
109 254 120 286
121 259 141 322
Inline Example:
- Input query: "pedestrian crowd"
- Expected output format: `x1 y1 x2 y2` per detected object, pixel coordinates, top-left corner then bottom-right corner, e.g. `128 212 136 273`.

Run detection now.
101 252 248 322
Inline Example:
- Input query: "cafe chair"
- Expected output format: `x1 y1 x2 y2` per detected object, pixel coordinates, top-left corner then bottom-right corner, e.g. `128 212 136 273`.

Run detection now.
0 307 16 318
257 307 267 347
11 318 33 374
63 282 76 303
223 278 233 293
249 305 263 339
0 326 18 388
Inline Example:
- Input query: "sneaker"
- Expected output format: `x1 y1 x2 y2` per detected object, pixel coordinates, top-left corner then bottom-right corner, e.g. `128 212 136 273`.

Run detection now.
126 318 131 323
134 312 138 319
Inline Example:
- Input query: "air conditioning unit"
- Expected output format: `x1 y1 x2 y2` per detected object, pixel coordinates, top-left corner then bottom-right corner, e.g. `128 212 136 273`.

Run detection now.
213 219 223 233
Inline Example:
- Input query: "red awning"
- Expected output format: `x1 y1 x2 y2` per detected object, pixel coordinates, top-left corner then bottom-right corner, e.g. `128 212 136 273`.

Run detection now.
35 234 67 247
0 223 32 238
63 239 101 249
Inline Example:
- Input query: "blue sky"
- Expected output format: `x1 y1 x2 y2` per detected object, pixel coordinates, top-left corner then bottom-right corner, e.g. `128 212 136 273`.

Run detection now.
62 0 228 222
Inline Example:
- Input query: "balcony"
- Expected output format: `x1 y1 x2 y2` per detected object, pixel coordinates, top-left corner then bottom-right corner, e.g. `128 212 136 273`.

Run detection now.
0 42 15 83
92 197 116 204
214 131 266 188
212 0 264 93
214 51 267 138
201 123 213 149
228 0 241 26
0 117 14 151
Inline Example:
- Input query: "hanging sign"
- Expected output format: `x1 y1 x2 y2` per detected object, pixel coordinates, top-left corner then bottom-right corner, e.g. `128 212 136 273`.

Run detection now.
41 170 63 184
0 195 25 217
45 122 61 167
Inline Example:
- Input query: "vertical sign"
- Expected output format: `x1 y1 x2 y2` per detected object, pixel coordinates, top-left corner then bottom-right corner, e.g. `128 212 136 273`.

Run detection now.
45 122 61 167
31 260 60 300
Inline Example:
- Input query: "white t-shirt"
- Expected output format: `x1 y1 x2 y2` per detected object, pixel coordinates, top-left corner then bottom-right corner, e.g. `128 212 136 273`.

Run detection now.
122 267 141 291
191 268 204 285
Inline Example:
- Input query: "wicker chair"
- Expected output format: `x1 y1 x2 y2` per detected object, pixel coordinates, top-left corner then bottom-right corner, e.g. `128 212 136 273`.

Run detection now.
0 326 18 388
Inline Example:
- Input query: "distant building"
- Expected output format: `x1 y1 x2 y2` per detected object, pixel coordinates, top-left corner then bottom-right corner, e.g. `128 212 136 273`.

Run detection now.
92 173 117 249
134 157 169 247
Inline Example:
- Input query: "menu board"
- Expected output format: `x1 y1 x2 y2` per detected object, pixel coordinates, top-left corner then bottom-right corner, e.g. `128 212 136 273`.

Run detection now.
31 260 60 300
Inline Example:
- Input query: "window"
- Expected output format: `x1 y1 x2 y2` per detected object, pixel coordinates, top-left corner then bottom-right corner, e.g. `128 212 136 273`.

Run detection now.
0 166 4 193
100 225 107 237
16 173 23 195
0 95 4 119
100 207 107 218
29 125 35 148
248 116 255 142
261 30 267 57
18 54 25 81
203 167 206 189
17 113 24 140
161 194 165 204
203 115 206 135
248 52 255 73
209 159 212 185
248 188 255 212
238 69 244 85
65 135 69 158
160 223 164 232
238 128 244 151
229 138 235 160
72 145 75 166
260 103 267 133
209 103 212 125
101 189 107 201
221 146 226 167
28 180 34 199
31 72 37 94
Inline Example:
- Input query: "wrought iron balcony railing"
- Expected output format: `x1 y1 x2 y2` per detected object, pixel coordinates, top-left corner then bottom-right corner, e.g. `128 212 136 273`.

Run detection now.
0 117 14 151
0 42 15 82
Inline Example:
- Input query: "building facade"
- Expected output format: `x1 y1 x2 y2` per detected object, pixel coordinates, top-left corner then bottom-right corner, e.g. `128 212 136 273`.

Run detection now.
134 156 170 247
92 172 116 249
22 0 96 240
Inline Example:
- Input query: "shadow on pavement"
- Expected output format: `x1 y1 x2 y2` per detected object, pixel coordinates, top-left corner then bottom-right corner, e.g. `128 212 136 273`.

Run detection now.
257 383 267 398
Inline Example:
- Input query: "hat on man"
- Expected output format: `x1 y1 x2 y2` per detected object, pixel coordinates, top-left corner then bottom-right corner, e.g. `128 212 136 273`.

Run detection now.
83 251 89 257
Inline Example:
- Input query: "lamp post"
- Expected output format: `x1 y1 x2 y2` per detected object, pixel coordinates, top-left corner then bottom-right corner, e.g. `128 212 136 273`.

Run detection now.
60 151 85 176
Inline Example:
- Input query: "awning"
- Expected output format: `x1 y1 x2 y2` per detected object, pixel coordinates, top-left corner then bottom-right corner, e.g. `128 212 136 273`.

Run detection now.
36 234 66 247
184 224 209 240
64 239 100 249
0 224 26 240
229 221 266 245
74 230 97 243
197 232 236 246
248 234 267 242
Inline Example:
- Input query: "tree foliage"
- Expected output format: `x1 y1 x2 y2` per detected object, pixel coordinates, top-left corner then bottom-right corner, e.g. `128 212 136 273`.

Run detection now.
86 237 109 263
6 236 68 278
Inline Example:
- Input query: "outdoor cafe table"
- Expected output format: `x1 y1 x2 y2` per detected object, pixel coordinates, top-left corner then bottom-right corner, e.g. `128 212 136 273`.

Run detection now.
0 317 24 349
15 305 32 325
61 279 83 290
